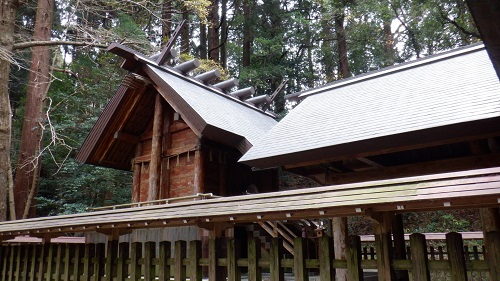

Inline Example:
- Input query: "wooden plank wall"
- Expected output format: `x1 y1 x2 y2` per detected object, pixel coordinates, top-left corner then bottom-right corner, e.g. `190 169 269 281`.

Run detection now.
0 232 496 281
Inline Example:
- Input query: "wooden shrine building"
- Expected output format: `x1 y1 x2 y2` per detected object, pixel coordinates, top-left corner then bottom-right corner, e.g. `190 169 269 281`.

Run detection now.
0 3 500 279
75 43 279 202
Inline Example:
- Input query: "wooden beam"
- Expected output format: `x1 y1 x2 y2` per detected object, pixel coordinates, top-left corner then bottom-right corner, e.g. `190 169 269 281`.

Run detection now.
156 20 186 65
114 131 140 144
321 152 500 185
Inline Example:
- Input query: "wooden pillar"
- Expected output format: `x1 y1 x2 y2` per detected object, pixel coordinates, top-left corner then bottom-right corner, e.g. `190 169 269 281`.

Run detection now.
158 241 171 281
318 236 335 281
189 241 202 281
247 238 261 281
269 238 284 281
446 232 467 281
132 143 142 203
410 233 430 281
293 238 307 281
226 238 241 281
148 94 164 201
485 231 500 281
174 241 186 281
392 214 408 281
160 105 171 199
373 212 395 281
193 150 204 194
480 208 500 239
346 235 363 281
332 217 347 281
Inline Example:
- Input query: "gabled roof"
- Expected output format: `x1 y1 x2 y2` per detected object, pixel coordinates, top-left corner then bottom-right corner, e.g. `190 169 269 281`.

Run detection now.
76 48 277 170
240 44 500 169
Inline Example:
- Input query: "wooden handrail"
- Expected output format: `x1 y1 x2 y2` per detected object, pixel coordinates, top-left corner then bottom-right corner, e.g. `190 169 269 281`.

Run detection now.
87 193 220 211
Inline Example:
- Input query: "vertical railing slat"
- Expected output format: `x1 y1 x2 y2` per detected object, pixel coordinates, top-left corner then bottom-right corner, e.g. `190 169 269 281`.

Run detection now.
158 241 170 281
446 232 467 281
188 241 202 281
143 242 155 281
174 241 186 281
410 233 430 281
226 239 240 281
269 238 284 281
247 238 261 281
346 235 363 281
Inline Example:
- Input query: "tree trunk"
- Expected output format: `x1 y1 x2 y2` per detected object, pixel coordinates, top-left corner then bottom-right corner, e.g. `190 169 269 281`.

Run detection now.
383 20 395 66
208 0 219 62
199 22 207 59
0 0 19 221
334 11 350 79
242 0 252 67
161 0 173 46
321 9 335 82
220 0 228 69
14 0 55 219
180 8 190 54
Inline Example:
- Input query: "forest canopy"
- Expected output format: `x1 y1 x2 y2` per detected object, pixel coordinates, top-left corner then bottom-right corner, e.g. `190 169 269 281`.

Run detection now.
0 0 480 220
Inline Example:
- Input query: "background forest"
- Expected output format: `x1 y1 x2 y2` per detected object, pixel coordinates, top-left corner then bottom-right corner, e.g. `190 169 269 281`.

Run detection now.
0 0 480 227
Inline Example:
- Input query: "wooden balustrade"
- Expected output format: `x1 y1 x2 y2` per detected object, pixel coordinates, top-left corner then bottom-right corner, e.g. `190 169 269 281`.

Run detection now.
0 232 496 281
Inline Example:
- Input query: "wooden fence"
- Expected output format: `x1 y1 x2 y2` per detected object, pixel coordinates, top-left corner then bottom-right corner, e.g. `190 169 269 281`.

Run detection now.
0 232 496 281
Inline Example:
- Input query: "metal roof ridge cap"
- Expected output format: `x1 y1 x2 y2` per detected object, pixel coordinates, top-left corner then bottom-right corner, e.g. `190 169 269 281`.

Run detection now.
297 43 486 99
135 55 276 119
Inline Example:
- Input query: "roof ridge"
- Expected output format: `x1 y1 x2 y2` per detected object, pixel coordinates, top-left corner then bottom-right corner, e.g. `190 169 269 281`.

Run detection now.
135 55 277 118
288 43 485 100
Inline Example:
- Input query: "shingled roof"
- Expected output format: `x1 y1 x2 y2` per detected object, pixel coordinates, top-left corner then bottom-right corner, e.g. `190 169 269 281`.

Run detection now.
76 47 277 170
240 44 500 169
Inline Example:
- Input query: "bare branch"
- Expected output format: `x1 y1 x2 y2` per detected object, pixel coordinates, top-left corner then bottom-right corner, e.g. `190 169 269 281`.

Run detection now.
13 40 109 50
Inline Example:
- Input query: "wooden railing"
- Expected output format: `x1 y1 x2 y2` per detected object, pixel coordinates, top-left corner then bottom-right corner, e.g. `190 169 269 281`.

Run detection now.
87 193 220 211
0 232 497 281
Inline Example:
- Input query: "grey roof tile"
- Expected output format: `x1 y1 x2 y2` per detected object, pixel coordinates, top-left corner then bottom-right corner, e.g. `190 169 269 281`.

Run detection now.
240 44 500 167
146 65 277 147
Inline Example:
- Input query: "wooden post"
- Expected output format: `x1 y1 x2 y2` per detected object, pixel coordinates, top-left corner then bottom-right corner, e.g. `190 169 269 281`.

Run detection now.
94 244 105 281
148 94 164 201
22 245 30 281
446 232 467 281
269 238 284 281
485 231 500 281
333 217 347 280
208 238 222 281
132 143 142 203
247 238 261 281
144 242 156 281
193 150 204 194
373 212 395 281
481 208 500 243
54 245 63 281
319 236 334 281
62 245 72 281
226 238 240 281
44 244 54 281
174 241 186 280
105 241 117 281
14 245 21 281
1 246 8 281
158 241 171 281
72 244 83 281
129 242 142 281
189 241 202 281
392 214 409 281
410 233 430 281
293 238 307 281
116 243 128 281
346 235 363 281
28 245 38 281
